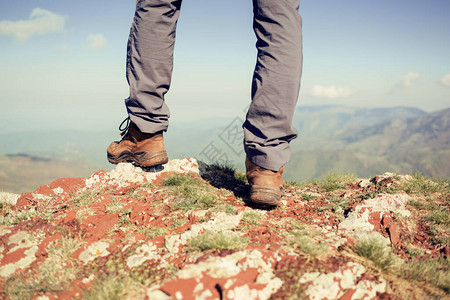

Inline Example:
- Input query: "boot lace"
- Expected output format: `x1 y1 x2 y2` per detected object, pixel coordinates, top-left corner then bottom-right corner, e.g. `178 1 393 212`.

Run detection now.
119 117 130 137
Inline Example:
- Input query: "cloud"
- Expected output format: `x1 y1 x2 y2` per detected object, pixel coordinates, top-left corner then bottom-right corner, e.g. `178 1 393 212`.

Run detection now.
440 74 450 87
0 8 65 42
87 34 107 50
401 72 419 87
310 85 356 99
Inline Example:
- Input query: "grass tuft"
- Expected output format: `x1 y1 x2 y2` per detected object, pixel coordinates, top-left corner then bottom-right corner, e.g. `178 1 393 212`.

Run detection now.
84 275 144 300
187 230 248 252
0 207 38 226
163 174 219 211
105 198 124 214
241 211 262 226
398 258 450 293
4 234 82 299
215 204 238 215
210 161 236 175
353 235 396 271
289 230 328 257
309 172 356 192
400 173 449 196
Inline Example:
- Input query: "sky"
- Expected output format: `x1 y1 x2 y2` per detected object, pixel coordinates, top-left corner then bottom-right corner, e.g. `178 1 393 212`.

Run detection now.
0 0 449 132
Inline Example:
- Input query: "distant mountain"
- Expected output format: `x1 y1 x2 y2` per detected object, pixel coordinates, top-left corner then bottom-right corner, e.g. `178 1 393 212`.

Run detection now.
285 107 450 181
293 105 426 139
0 105 447 192
341 107 450 149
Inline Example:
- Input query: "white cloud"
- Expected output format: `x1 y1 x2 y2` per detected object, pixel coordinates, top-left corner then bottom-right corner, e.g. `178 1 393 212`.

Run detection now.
87 34 107 50
401 72 419 87
0 8 65 42
440 74 450 87
310 85 356 99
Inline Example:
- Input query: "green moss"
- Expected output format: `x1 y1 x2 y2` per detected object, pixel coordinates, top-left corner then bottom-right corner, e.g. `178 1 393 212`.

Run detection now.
214 204 238 215
242 211 262 226
136 226 167 238
118 208 132 226
299 193 316 202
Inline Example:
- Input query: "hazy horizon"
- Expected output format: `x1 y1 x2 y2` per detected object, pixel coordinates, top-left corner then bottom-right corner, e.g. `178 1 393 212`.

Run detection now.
0 104 448 133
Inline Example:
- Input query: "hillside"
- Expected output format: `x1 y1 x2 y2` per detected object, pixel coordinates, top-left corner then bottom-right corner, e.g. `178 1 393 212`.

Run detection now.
0 154 102 194
0 159 448 299
285 107 450 181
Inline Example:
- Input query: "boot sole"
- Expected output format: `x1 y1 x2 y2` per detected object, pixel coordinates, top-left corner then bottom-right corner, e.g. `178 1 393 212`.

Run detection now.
249 185 283 206
108 150 168 167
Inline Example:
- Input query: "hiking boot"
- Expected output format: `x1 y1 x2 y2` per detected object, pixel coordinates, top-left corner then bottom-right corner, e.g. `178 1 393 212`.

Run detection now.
245 157 284 206
107 118 168 167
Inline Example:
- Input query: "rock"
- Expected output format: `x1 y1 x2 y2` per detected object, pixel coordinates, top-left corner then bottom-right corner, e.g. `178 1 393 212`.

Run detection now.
388 223 400 247
299 262 386 300
358 179 372 188
78 241 110 263
0 192 20 206
382 214 393 227
159 249 282 300
0 231 38 277
338 194 410 235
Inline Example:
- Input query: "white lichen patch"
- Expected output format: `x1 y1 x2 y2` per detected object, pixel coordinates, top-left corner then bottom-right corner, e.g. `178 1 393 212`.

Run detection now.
299 262 386 300
79 241 110 263
106 158 201 188
147 286 171 300
227 283 279 300
0 192 20 206
82 274 95 284
31 193 53 202
339 194 410 232
127 242 159 268
0 245 38 277
174 249 282 300
85 173 102 189
0 229 11 237
7 231 36 253
353 279 387 299
52 187 64 194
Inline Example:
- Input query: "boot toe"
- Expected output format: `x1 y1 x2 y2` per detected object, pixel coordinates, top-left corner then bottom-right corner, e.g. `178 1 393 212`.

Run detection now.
249 185 283 206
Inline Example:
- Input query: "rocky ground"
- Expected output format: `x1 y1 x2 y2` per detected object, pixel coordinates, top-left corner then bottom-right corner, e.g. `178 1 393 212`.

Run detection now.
0 158 448 299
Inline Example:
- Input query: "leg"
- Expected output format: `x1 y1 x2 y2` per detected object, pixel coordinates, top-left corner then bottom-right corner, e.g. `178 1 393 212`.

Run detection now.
244 0 303 171
125 0 182 134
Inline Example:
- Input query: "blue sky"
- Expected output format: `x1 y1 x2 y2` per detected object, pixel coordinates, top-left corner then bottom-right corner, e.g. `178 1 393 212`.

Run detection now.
0 0 449 132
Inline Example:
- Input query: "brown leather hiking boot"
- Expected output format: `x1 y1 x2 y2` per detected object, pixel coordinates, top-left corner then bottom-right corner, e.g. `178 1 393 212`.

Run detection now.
107 118 168 167
245 157 284 206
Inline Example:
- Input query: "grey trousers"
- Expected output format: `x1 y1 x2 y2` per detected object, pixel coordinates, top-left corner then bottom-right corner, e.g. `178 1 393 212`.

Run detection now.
125 0 302 171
